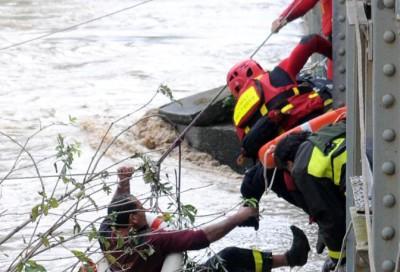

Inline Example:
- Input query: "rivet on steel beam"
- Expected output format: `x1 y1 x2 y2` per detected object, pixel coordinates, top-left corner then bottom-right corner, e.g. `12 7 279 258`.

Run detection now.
339 33 345 40
382 227 395 240
339 48 346 56
339 65 346 74
382 260 395 272
339 15 346 22
382 94 395 108
382 161 395 175
338 85 346 92
383 31 396 43
383 64 396 76
383 129 396 142
383 194 396 207
383 0 395 8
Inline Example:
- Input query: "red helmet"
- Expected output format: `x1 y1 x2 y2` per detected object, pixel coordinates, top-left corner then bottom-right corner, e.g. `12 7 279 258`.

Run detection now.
226 59 264 97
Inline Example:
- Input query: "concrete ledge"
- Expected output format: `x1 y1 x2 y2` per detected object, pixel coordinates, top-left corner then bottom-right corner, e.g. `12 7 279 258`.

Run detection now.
176 123 251 173
159 86 232 126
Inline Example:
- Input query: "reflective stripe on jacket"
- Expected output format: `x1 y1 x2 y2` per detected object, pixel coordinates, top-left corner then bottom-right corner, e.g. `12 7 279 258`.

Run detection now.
233 73 332 140
307 137 346 186
307 121 346 187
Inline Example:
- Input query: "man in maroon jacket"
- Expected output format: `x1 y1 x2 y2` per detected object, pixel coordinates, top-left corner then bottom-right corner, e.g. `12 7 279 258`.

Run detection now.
99 166 311 271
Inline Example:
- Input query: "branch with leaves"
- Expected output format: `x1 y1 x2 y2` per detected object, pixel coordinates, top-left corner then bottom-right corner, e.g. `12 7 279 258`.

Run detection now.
1 85 236 272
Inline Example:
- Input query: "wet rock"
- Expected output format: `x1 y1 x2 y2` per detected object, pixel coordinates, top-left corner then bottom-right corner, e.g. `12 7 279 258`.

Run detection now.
177 123 251 173
159 86 233 126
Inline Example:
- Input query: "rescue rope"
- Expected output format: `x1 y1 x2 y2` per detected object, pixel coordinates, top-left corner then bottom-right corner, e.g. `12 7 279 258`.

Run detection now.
156 0 309 169
394 243 400 272
0 0 156 51
250 0 307 59
353 0 376 270
177 143 182 229
334 222 353 272
263 149 277 196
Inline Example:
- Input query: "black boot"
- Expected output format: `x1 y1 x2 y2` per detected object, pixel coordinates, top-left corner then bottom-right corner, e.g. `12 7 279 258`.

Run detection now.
285 225 311 267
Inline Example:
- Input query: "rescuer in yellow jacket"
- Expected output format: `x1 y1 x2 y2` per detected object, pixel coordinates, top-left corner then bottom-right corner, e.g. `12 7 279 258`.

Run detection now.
274 121 346 271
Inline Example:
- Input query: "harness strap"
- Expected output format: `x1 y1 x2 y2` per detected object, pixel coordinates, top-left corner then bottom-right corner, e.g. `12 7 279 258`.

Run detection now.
265 84 313 110
239 80 332 135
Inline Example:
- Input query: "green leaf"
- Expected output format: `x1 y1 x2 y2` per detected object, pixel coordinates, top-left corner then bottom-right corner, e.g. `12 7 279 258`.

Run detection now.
116 235 124 249
62 176 70 184
242 197 258 208
222 95 235 109
71 250 90 263
75 190 85 199
182 204 197 224
102 184 111 195
48 198 59 208
73 221 81 235
31 205 40 222
138 154 158 185
100 171 109 178
87 196 98 211
16 262 24 272
105 253 117 265
107 211 118 224
98 235 105 244
102 239 111 251
38 191 47 198
137 245 155 260
42 204 49 216
88 226 98 242
157 84 174 100
162 212 172 222
24 260 46 272
69 115 78 124
41 236 50 247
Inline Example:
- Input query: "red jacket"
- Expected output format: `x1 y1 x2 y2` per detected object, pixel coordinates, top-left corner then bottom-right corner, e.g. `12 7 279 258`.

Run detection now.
280 0 332 37
234 34 332 158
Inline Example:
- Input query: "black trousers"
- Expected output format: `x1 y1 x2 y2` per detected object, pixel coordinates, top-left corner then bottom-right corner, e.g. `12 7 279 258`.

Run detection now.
198 247 272 272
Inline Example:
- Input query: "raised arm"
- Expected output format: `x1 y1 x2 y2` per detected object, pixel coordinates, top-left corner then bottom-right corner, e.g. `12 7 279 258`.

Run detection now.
281 0 319 22
111 166 134 201
273 34 332 82
148 206 257 253
202 206 257 243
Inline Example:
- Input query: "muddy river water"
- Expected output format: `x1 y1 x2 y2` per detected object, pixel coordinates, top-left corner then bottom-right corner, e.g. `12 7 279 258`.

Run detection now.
0 0 324 271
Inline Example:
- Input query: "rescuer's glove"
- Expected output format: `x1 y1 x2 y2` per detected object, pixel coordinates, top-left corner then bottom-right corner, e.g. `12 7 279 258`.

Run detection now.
238 215 259 230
